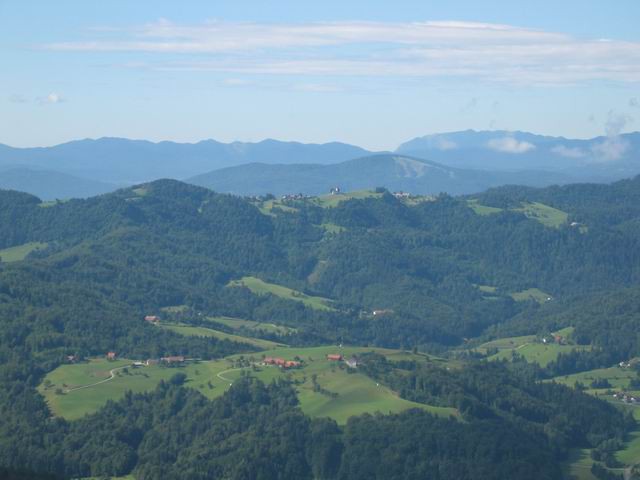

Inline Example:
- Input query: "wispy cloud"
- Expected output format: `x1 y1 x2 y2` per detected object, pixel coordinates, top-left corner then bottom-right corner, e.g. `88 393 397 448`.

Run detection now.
551 145 586 158
590 110 633 161
42 20 640 86
487 136 536 154
37 92 65 105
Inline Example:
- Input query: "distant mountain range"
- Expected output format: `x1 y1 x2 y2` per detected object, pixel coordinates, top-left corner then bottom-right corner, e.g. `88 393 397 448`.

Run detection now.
1 130 638 199
396 130 640 178
188 154 573 197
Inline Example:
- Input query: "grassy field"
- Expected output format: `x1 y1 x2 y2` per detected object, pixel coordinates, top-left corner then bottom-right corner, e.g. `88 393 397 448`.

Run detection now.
39 346 457 424
467 199 503 216
478 328 586 367
515 201 568 228
227 276 336 311
209 316 296 335
310 190 383 208
553 365 639 396
159 323 283 350
467 199 568 228
510 287 552 303
0 242 48 262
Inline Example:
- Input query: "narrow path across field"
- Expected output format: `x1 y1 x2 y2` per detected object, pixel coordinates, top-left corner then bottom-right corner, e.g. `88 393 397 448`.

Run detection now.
216 366 250 383
65 365 130 393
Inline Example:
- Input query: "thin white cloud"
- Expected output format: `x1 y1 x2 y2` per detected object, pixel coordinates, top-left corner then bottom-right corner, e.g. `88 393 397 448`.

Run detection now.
37 92 64 105
551 145 586 158
487 137 536 154
590 111 633 161
42 20 640 86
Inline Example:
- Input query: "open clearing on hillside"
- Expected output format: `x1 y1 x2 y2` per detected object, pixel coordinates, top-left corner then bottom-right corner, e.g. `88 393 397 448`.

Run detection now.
510 287 552 303
227 276 336 311
0 242 48 262
160 323 283 349
39 346 457 424
553 365 640 397
478 328 586 367
467 199 503 216
208 316 296 335
515 202 568 228
467 199 568 228
310 190 383 208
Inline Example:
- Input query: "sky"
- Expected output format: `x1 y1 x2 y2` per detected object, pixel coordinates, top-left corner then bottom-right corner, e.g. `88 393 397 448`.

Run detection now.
1 0 639 150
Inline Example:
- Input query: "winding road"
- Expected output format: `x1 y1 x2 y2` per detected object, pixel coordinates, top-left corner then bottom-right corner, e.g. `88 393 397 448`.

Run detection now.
65 365 131 393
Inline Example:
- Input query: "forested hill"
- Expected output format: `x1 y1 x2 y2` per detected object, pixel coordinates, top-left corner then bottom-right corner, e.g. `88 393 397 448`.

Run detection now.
2 176 640 478
187 153 571 196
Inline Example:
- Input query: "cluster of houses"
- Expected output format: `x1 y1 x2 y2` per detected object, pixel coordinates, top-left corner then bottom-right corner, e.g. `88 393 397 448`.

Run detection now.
281 193 308 201
327 353 358 368
145 315 160 325
393 191 411 199
614 393 639 404
105 351 186 366
263 357 301 369
541 335 566 345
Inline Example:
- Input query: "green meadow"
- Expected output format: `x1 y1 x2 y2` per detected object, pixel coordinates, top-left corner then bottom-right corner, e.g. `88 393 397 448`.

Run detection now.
208 316 296 335
0 242 48 262
310 190 383 208
227 276 336 311
515 201 568 228
478 328 586 367
467 199 568 228
39 346 457 424
159 323 283 349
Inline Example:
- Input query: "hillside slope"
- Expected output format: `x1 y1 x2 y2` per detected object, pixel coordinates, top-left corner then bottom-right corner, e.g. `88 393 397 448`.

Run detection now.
188 154 571 196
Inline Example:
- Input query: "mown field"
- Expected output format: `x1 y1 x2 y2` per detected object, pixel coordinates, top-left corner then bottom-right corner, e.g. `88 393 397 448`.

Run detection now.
227 276 336 311
467 199 568 228
558 367 640 477
208 316 296 335
0 241 48 262
159 323 283 349
38 345 457 424
478 327 585 367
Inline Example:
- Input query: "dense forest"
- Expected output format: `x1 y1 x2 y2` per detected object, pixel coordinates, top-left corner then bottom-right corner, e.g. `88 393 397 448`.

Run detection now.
2 175 640 477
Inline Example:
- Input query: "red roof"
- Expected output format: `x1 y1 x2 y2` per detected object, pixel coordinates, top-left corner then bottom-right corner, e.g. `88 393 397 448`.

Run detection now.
327 354 343 361
107 351 116 359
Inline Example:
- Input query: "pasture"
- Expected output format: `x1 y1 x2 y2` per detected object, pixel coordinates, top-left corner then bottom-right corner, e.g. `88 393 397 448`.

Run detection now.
208 316 296 335
310 190 383 208
227 276 336 311
515 201 568 228
159 323 283 349
38 346 457 425
0 242 48 262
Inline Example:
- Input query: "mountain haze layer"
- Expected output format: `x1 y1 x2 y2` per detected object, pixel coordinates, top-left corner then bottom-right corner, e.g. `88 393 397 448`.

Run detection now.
188 154 573 196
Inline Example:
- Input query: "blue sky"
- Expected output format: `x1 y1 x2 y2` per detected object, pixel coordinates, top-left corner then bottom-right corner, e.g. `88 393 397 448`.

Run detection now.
1 0 639 150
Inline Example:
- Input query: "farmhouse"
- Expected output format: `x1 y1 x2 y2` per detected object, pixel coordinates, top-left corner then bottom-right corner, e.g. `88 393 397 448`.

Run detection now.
145 315 160 324
106 351 117 360
372 309 394 317
146 359 160 366
327 354 343 361
345 358 358 368
263 357 300 369
66 355 77 363
161 355 185 364
329 186 341 195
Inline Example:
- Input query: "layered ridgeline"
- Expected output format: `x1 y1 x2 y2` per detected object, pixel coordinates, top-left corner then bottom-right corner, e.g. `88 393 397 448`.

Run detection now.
3 130 640 200
0 137 372 198
2 177 640 478
397 130 640 179
188 154 571 196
